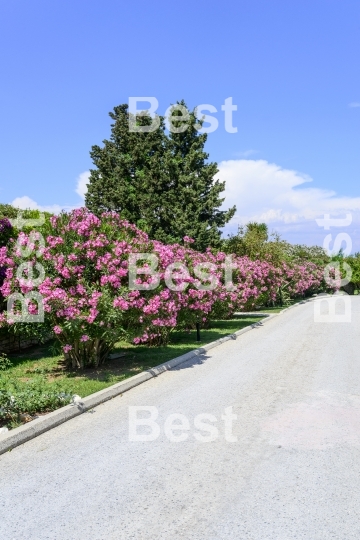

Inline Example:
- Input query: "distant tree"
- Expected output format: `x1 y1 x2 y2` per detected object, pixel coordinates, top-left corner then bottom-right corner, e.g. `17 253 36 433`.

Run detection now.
223 222 330 268
223 222 272 259
337 252 360 294
285 243 330 266
0 204 18 219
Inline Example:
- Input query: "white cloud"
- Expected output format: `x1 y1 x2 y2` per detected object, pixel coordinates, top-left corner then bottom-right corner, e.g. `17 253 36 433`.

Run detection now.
219 159 360 251
11 196 39 210
349 102 360 108
11 196 67 214
219 159 360 226
10 170 90 214
75 170 90 199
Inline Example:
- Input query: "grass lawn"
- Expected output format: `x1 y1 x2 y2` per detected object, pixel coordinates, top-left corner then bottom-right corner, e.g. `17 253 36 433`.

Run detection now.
1 317 261 429
259 296 311 314
258 307 285 314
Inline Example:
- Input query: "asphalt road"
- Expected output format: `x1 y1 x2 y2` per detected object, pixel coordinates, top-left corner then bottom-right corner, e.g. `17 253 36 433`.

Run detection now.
1 297 360 539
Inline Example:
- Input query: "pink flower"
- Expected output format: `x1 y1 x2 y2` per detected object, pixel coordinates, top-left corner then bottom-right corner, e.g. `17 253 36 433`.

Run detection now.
0 205 331 355
63 345 73 353
183 236 195 244
113 297 129 310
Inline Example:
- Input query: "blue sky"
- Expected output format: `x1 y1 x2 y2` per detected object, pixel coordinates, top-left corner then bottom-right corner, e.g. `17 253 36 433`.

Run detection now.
1 0 359 249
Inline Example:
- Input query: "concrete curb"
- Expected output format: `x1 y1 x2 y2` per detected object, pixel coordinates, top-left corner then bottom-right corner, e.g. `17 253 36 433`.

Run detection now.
279 293 336 315
0 312 278 455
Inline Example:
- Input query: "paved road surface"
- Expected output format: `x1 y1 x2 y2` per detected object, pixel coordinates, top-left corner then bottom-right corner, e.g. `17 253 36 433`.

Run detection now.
1 298 360 539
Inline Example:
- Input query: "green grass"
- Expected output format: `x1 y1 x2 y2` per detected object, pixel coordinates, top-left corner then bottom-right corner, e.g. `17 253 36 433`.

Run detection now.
258 306 284 314
1 317 261 428
259 297 311 314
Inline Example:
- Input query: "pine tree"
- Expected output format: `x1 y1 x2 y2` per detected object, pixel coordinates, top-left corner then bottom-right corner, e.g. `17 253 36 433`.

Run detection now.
85 104 169 235
163 101 236 250
85 102 236 251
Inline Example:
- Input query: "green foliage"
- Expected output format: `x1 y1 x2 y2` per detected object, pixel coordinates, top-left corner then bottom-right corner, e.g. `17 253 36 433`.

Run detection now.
223 222 330 268
339 252 360 291
277 283 293 307
85 102 235 251
0 352 12 371
6 320 53 344
86 105 168 235
0 204 53 227
347 255 360 286
163 101 236 250
0 204 19 219
0 376 72 427
286 244 330 266
223 222 288 263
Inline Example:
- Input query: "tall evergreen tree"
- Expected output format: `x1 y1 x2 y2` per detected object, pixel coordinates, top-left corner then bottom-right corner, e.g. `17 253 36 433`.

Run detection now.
164 101 236 250
85 104 169 235
85 102 236 251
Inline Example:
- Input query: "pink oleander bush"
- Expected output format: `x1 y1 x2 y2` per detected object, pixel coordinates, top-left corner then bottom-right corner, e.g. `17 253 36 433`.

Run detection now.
0 210 151 367
0 208 333 368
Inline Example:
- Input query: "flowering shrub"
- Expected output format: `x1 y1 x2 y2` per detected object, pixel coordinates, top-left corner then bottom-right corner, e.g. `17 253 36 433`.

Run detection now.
0 218 13 309
0 208 334 368
2 210 155 368
0 218 13 248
